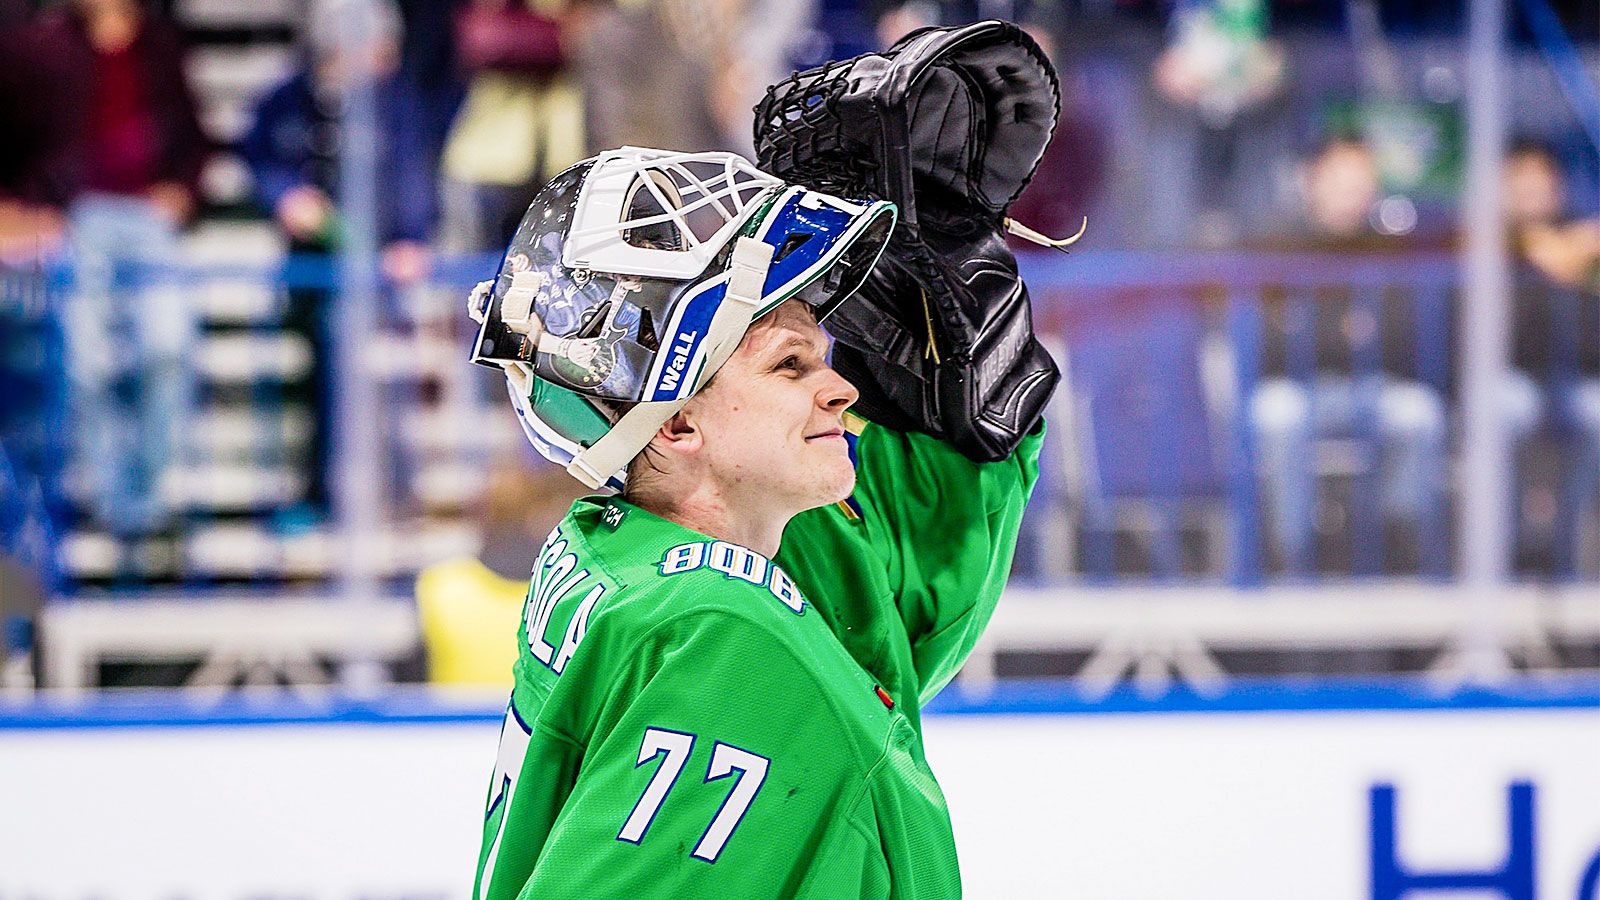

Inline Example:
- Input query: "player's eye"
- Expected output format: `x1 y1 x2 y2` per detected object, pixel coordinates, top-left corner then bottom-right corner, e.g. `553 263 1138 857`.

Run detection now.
774 354 802 373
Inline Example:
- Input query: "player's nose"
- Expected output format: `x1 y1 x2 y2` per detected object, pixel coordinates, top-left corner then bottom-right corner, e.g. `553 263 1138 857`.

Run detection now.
818 364 859 412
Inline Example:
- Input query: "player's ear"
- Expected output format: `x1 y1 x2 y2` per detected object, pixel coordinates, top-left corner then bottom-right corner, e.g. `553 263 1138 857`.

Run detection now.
654 409 702 456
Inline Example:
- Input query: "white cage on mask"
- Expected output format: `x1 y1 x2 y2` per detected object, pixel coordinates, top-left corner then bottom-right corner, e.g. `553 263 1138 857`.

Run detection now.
562 148 785 279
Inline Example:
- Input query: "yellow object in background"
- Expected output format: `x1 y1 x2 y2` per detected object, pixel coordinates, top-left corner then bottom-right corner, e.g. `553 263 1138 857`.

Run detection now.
416 557 528 688
442 74 584 189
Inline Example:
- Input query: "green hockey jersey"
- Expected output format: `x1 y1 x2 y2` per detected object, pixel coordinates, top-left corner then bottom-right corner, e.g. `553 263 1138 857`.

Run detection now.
472 416 1043 899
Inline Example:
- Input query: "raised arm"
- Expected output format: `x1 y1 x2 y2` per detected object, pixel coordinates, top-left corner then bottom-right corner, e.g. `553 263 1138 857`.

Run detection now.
851 418 1044 704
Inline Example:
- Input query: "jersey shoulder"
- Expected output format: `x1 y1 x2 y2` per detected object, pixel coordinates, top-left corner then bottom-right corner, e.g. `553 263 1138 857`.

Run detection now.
584 536 820 666
563 498 815 638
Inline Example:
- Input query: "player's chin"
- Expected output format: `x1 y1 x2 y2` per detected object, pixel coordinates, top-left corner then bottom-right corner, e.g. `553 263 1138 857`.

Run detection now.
793 438 855 506
813 455 857 505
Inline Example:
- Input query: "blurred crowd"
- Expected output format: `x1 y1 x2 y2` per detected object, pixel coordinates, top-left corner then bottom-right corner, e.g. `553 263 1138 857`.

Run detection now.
0 0 1598 597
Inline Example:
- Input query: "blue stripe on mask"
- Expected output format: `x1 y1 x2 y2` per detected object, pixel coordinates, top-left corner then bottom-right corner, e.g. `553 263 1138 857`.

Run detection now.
648 281 726 402
759 194 858 297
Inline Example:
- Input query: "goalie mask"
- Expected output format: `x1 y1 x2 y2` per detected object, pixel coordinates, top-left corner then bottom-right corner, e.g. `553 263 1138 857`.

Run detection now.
468 147 897 490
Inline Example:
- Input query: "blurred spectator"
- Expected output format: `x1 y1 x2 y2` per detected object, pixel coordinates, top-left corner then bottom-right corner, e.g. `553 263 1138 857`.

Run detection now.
873 0 936 45
1152 0 1285 124
794 0 875 65
872 1 1041 44
710 0 816 155
1149 0 1287 246
570 1 724 154
23 0 210 546
1501 140 1600 565
243 0 451 283
1505 140 1600 293
415 454 586 688
873 0 1095 49
1249 136 1446 573
438 0 583 254
570 0 812 158
38 0 209 217
396 0 473 236
241 0 457 518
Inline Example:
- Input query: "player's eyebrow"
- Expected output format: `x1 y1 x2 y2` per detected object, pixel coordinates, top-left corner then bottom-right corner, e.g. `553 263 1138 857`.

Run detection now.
767 331 828 358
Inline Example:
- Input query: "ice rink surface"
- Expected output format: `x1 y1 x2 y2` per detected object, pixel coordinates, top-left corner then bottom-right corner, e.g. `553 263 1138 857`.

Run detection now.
2 682 1598 899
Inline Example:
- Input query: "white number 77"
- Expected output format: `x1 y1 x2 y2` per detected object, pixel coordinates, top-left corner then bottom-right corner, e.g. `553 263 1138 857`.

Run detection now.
693 742 770 862
616 727 770 863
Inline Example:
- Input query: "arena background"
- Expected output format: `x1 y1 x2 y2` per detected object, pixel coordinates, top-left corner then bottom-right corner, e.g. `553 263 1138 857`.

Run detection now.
1 0 1598 896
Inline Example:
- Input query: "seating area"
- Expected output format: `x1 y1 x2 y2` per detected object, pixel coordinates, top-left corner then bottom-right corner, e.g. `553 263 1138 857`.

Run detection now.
6 223 494 591
3 243 1597 691
2 0 1597 696
12 245 1597 589
1030 250 1595 583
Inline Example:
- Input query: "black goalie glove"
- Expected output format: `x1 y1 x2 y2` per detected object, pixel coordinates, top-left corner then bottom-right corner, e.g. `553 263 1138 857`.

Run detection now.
754 20 1075 462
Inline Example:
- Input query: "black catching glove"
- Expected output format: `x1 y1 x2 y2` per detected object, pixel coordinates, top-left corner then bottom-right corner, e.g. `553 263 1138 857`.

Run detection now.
754 20 1074 462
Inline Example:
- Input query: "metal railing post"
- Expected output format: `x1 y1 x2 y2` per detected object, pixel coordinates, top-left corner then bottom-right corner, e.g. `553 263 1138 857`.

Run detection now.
1226 287 1264 587
331 0 391 694
1457 0 1515 678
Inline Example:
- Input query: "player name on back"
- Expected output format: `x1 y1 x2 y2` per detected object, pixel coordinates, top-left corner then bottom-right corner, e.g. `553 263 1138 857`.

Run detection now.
524 527 607 676
520 527 809 682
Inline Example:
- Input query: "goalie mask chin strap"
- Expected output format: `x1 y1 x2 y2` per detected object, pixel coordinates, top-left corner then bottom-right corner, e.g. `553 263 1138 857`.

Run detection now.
563 236 776 489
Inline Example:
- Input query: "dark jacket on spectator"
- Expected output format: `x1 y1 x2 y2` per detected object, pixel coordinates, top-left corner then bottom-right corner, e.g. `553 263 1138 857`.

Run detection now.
4 5 209 207
241 70 455 244
1510 265 1600 380
0 2 57 200
1250 231 1450 390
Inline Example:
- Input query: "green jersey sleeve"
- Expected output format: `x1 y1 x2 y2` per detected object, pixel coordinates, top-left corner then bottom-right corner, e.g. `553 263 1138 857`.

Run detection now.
779 418 1044 708
514 603 888 899
856 420 1044 702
